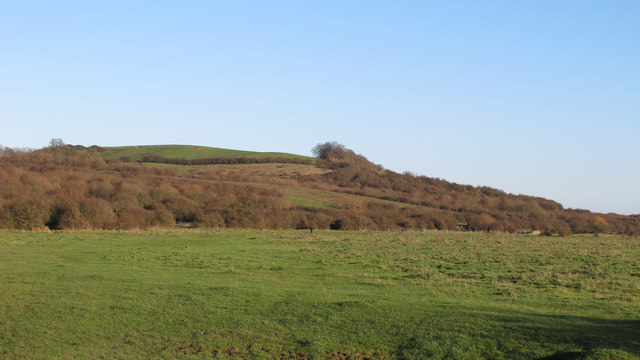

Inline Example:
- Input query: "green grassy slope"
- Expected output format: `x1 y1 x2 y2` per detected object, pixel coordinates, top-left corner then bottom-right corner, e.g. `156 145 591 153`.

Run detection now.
99 144 314 161
1 230 638 359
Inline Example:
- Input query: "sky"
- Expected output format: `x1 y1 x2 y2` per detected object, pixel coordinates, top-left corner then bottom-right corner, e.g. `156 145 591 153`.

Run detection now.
1 1 638 215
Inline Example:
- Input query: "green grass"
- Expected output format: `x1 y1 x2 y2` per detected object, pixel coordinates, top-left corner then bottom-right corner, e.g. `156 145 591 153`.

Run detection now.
290 196 332 209
1 230 639 359
99 145 314 161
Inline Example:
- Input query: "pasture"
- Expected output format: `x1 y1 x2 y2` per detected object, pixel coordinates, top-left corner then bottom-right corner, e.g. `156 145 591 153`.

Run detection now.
1 230 638 359
98 145 313 162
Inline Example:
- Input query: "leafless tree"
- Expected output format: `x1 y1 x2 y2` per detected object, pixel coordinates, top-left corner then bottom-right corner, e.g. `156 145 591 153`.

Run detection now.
49 138 65 148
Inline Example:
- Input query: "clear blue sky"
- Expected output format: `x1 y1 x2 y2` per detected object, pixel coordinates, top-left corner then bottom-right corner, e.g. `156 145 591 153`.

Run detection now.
1 1 638 215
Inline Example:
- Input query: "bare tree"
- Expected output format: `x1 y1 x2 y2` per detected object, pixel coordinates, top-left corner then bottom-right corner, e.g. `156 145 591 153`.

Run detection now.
312 141 348 160
49 138 65 148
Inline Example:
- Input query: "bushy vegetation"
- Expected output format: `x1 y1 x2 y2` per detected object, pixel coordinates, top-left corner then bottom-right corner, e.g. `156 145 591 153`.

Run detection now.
0 146 295 230
308 142 640 235
1 230 639 359
139 154 313 166
0 142 638 235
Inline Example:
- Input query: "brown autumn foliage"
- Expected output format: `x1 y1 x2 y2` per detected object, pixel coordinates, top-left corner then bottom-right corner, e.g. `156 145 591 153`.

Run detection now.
0 142 638 235
0 146 296 230
140 154 313 166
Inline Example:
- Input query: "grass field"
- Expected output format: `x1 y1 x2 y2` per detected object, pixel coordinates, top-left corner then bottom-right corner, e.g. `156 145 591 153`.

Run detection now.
1 230 639 359
99 145 314 162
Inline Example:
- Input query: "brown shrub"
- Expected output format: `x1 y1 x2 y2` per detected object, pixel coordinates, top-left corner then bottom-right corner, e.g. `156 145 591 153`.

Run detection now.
557 226 572 237
193 211 225 228
9 197 49 230
115 208 150 230
148 206 175 227
47 199 89 230
79 198 117 229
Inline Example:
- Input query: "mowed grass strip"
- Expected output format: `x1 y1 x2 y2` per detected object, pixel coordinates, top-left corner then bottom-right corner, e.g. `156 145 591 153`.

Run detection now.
0 230 639 359
289 197 331 209
99 145 313 161
149 162 330 178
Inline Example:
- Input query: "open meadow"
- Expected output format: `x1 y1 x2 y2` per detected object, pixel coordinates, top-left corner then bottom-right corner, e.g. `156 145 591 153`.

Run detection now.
1 230 639 359
98 145 314 162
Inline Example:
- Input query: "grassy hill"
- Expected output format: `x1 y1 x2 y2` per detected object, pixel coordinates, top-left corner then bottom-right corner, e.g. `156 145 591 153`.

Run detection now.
98 144 314 162
0 142 638 234
2 144 639 359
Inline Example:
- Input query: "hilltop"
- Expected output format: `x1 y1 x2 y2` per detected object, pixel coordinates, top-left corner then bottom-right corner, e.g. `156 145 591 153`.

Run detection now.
0 142 638 235
98 144 313 162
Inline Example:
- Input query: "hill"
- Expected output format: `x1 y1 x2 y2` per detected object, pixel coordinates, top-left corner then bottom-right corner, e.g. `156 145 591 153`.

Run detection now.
0 142 638 235
98 144 314 162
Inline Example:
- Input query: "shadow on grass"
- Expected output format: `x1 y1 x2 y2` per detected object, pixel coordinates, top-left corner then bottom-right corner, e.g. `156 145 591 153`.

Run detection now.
538 351 588 360
539 348 638 360
497 313 640 357
394 307 640 360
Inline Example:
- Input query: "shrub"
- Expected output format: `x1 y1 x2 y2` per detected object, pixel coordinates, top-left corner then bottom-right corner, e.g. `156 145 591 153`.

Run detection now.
9 197 49 230
115 208 149 230
79 198 117 229
193 211 224 228
557 226 572 237
46 199 89 230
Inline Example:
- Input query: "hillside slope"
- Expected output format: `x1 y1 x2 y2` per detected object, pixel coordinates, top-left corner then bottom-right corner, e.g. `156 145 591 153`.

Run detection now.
98 144 313 162
0 143 638 235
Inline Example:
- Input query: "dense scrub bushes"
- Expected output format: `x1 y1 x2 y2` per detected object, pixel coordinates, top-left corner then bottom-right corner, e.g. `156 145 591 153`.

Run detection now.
0 146 296 230
303 142 640 234
0 144 638 234
140 154 313 165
